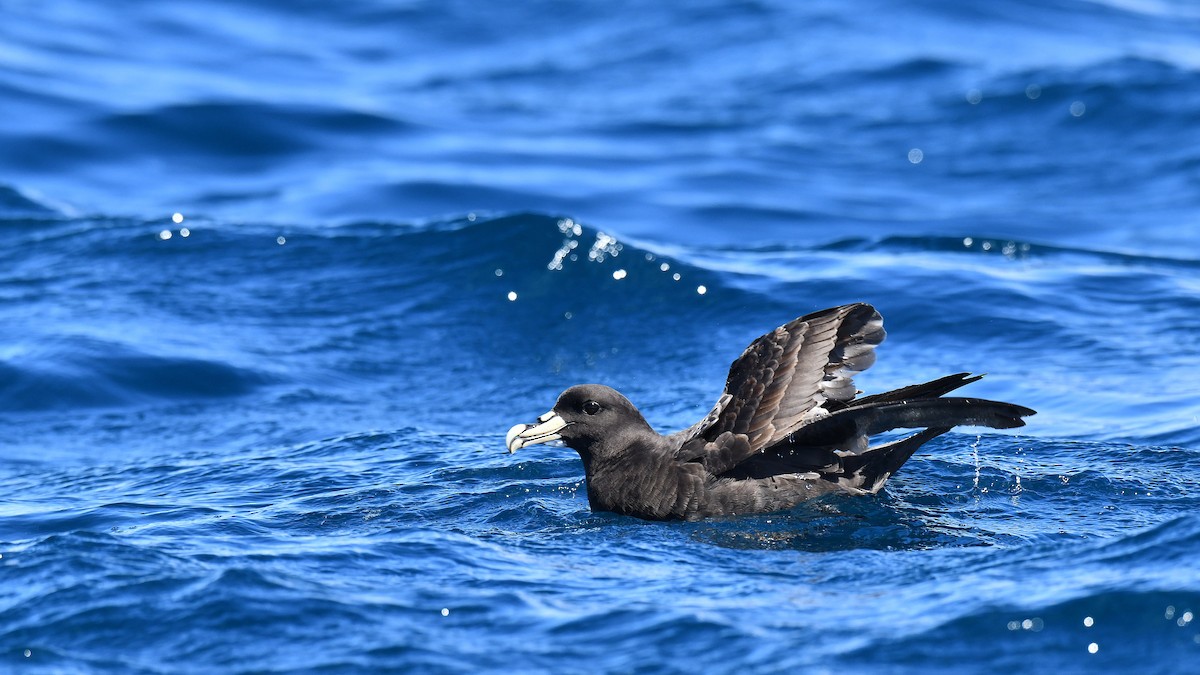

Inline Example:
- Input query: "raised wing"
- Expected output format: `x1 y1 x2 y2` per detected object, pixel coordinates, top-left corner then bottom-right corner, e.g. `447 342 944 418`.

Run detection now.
671 303 884 471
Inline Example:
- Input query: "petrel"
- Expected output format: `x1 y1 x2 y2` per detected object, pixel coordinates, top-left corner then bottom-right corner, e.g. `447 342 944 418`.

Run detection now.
506 303 1034 521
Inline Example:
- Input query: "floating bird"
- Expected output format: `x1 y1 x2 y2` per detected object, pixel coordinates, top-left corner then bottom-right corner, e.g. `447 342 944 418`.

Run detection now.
506 303 1034 521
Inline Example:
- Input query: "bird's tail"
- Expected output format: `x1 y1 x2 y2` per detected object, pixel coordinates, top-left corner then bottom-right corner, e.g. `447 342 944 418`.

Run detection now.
836 426 950 493
793 397 1035 447
797 378 1035 492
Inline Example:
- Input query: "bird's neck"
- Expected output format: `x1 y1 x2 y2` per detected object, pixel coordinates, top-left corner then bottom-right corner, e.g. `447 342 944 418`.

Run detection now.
576 433 674 516
570 422 659 474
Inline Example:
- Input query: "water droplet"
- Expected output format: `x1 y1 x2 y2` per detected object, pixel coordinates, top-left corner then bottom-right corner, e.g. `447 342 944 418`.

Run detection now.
612 269 627 280
696 285 707 295
441 608 450 616
494 268 503 277
660 262 670 272
172 212 184 224
23 649 31 658
276 236 286 245
908 148 924 164
179 228 190 238
1070 101 1086 117
1083 616 1094 627
963 237 973 247
1087 642 1098 654
966 89 982 105
672 273 681 281
158 230 172 240
1026 84 1041 100
507 291 518 302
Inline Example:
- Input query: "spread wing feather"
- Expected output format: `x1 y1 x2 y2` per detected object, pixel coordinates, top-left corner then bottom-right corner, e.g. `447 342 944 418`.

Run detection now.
684 303 883 444
670 303 885 471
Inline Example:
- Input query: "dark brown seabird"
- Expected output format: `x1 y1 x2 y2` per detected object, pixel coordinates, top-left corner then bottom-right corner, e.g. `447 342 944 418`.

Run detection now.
506 303 1035 521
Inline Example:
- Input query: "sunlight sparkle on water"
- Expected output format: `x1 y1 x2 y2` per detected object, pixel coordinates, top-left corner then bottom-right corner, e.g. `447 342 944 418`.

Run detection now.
159 230 172 240
507 291 518 302
172 212 184 224
557 218 582 237
613 269 627 280
548 219 583 270
589 232 621 262
1088 643 1099 654
696 285 707 295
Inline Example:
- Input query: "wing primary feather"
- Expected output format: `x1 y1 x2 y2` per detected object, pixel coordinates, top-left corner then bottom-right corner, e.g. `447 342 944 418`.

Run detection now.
670 303 890 457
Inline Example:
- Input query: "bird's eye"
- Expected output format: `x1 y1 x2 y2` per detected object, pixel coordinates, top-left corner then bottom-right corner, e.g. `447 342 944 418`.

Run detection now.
582 400 601 415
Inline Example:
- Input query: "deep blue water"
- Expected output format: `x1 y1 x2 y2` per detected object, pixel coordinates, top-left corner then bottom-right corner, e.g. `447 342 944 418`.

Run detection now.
4 1 1200 672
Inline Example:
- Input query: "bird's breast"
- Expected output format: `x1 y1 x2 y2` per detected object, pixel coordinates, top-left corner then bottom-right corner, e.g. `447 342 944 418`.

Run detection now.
583 454 706 521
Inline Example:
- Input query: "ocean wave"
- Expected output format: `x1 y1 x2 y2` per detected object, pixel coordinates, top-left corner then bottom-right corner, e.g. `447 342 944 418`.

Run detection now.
94 101 411 161
0 335 276 412
841 586 1200 673
0 184 61 217
4 1 1200 668
7 210 1196 446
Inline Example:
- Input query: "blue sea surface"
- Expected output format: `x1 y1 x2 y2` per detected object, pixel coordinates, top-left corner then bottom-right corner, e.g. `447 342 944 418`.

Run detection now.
3 1 1200 672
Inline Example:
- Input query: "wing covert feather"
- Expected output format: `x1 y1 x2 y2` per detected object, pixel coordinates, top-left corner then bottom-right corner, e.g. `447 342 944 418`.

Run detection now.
672 304 885 460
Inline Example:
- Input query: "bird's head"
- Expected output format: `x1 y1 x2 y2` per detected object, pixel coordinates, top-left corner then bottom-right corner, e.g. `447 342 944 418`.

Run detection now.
505 384 654 460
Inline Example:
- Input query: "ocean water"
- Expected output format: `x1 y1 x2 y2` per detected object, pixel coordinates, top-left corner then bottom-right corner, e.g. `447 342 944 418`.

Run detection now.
3 0 1200 672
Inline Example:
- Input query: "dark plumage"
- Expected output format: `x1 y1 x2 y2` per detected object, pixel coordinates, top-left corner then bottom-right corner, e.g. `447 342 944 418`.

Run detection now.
506 303 1035 521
